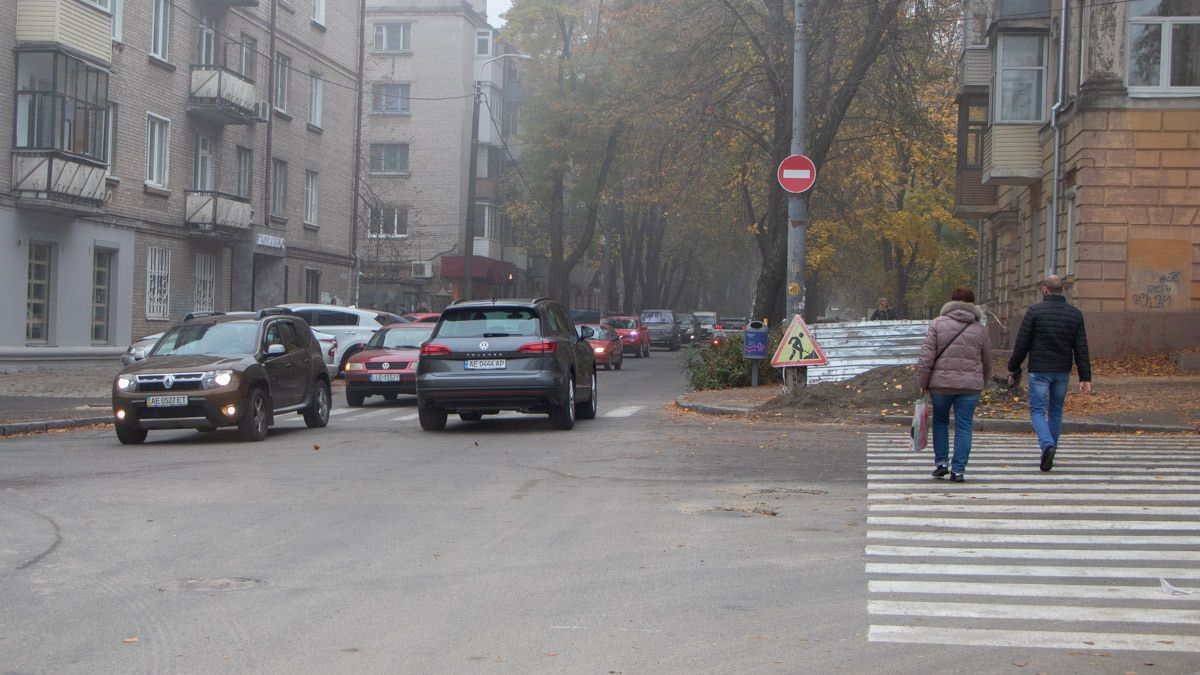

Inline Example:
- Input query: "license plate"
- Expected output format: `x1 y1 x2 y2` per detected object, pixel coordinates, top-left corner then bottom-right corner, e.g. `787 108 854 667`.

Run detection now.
146 395 189 407
370 373 402 382
465 359 506 370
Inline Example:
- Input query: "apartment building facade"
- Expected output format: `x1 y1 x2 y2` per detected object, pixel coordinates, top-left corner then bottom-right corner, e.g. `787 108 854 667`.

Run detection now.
956 0 1199 357
358 0 525 313
2 0 360 364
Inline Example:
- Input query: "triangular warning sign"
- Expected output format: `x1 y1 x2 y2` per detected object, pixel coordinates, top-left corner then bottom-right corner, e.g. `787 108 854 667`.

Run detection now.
771 315 827 367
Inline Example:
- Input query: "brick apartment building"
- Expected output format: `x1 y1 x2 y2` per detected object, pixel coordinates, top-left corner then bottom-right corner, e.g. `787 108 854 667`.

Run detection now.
357 0 528 314
1 0 360 365
956 0 1199 357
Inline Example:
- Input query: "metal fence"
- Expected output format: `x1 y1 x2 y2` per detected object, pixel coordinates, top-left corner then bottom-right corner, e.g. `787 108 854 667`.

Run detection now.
806 320 932 384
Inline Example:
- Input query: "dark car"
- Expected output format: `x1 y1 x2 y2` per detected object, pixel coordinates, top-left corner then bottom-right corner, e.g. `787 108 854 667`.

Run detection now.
639 309 681 351
111 309 331 444
678 313 697 344
416 298 598 430
343 323 436 405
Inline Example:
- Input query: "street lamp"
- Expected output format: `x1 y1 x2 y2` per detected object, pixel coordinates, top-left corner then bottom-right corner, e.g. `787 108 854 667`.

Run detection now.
462 52 530 301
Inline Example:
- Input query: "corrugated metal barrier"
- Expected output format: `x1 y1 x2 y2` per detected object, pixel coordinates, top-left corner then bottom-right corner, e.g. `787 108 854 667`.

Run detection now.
806 320 931 384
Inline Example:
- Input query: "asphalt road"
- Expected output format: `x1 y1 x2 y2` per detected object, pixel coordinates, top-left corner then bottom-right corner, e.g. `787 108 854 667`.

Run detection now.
1 348 1198 674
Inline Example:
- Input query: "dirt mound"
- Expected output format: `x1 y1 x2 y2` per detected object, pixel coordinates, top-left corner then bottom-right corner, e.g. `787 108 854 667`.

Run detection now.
756 365 921 421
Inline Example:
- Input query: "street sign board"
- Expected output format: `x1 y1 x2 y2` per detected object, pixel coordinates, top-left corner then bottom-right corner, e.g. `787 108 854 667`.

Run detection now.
771 314 827 367
777 154 817 194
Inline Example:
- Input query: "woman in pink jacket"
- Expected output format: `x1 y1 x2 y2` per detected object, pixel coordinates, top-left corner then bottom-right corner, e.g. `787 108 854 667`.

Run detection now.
915 288 992 482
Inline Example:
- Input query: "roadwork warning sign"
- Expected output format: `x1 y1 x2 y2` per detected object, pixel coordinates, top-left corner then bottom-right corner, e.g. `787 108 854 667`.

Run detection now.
771 315 827 367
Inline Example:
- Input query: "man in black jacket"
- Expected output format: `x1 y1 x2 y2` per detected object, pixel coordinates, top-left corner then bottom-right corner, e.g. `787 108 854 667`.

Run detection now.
1007 275 1093 471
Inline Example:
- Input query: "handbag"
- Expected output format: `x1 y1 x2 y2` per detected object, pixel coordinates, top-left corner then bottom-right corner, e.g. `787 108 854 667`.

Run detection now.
910 398 931 451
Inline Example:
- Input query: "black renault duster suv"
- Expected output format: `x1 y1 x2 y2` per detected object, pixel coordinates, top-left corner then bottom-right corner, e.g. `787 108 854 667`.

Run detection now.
416 298 598 430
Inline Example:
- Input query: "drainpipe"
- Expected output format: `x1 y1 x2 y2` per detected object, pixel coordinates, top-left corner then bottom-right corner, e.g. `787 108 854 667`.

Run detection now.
1048 0 1068 276
349 0 367 305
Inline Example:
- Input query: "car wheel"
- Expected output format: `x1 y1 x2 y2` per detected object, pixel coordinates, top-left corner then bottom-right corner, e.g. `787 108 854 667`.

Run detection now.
303 379 331 428
549 376 576 430
115 423 147 445
383 393 398 402
459 412 483 422
576 370 598 420
418 405 447 431
346 389 365 407
238 388 270 442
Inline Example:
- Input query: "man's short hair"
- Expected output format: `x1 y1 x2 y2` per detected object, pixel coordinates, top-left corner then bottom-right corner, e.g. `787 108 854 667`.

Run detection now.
1041 275 1064 293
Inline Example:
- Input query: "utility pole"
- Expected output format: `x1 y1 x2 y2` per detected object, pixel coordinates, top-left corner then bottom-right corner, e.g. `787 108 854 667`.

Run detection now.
786 0 809 390
462 82 482 302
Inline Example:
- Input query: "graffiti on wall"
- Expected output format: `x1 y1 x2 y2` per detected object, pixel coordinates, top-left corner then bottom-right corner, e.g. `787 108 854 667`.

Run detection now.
1131 271 1181 310
1127 239 1192 312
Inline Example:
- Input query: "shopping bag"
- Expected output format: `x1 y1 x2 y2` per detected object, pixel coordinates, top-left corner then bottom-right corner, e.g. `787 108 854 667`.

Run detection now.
910 398 931 452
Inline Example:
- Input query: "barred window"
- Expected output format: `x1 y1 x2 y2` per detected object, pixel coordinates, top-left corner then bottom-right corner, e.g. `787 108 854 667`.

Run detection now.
146 246 171 320
194 253 215 313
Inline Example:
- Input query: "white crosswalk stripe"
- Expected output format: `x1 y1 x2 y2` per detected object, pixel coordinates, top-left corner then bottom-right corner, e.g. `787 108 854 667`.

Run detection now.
602 405 644 418
866 431 1200 653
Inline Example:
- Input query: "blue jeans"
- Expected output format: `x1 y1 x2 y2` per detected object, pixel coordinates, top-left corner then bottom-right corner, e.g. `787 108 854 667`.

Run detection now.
931 393 981 475
1028 371 1070 451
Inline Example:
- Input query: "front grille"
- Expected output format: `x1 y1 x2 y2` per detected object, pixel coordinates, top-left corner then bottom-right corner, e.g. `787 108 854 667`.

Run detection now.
135 372 206 392
366 362 409 370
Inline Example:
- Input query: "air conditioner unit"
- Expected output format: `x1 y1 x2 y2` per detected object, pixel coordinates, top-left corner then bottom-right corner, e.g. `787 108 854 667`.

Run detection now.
254 101 271 120
411 261 433 278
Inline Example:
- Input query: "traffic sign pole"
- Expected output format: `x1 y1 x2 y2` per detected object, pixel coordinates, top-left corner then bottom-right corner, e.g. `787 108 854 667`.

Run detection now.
787 0 810 392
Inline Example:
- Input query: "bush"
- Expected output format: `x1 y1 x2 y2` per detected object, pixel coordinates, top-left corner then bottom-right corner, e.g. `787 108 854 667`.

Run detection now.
684 331 783 390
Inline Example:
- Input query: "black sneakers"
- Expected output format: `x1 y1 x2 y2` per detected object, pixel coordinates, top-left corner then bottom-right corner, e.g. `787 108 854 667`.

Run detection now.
949 473 964 482
1040 446 1056 472
931 465 949 478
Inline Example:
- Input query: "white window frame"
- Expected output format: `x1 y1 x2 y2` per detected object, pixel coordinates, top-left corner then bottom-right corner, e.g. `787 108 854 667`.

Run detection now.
81 0 111 12
476 30 492 56
369 205 408 238
304 171 319 225
308 73 323 127
146 246 171 320
238 35 257 81
473 203 494 239
272 159 288 217
994 34 1047 123
372 82 410 114
236 145 252 198
369 143 409 174
1127 11 1200 96
275 53 291 113
193 135 213 191
373 23 411 52
26 241 53 343
311 0 325 26
145 113 170 188
150 0 170 61
111 0 123 42
194 253 215 313
198 16 218 67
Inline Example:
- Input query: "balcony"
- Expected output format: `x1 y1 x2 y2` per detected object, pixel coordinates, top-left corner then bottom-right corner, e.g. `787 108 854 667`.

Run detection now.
11 150 107 214
956 48 991 93
187 66 258 125
982 125 1042 185
954 167 997 218
185 191 253 234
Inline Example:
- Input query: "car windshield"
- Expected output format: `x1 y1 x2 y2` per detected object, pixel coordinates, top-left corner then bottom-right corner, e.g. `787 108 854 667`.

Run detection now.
436 308 541 338
367 326 434 349
149 322 260 357
604 318 637 329
640 311 672 323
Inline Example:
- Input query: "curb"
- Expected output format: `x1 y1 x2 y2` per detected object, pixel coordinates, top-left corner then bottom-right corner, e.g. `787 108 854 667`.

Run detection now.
0 416 111 437
674 396 753 416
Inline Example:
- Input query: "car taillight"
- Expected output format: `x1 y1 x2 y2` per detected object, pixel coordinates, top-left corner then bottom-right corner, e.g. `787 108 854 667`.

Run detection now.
421 344 452 356
714 324 722 330
518 340 558 353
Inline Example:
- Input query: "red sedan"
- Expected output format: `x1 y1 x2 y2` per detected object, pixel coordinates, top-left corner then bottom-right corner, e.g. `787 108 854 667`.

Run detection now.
581 324 623 370
601 315 650 358
343 323 435 406
402 312 441 323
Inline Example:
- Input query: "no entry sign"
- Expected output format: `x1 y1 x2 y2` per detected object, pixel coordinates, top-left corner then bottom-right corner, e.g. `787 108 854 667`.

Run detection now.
777 154 817 193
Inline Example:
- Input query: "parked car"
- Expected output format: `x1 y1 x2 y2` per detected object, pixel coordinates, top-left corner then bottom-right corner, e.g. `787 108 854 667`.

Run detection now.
280 303 407 374
678 313 697 344
416 298 598 430
111 309 331 444
601 315 650 358
712 317 748 346
402 312 441 323
639 309 681 351
579 323 623 371
343 323 436 406
692 311 718 341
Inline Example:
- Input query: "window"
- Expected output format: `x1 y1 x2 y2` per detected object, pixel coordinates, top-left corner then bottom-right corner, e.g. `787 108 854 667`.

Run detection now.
374 23 411 52
369 206 408 237
146 246 171 320
111 0 123 42
194 253 215 313
304 171 319 225
995 0 1049 20
308 73 323 127
1128 2 1200 93
311 0 325 26
193 135 213 190
82 0 111 10
305 269 321 304
15 51 110 162
27 242 52 342
197 16 217 66
476 30 492 56
995 35 1046 123
145 114 170 188
272 159 288 216
961 97 987 170
473 203 494 238
238 35 257 81
274 53 291 112
93 249 113 343
372 83 410 113
964 0 989 47
105 103 117 173
1065 190 1077 277
369 143 409 173
236 146 253 197
150 0 170 60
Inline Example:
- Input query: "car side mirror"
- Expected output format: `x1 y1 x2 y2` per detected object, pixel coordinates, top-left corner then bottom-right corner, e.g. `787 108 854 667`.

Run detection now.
579 326 595 340
132 347 147 361
265 343 287 357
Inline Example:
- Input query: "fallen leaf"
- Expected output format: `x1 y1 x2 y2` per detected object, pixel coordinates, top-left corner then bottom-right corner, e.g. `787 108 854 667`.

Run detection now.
1014 661 1029 667
122 637 139 644
894 384 903 390
313 444 320 451
545 652 559 657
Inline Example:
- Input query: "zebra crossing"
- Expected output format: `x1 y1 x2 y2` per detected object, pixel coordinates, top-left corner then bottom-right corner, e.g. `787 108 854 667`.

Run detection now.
275 404 647 426
865 431 1200 653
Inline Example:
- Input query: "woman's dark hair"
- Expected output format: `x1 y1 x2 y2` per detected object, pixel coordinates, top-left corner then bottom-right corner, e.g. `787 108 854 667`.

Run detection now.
951 287 975 303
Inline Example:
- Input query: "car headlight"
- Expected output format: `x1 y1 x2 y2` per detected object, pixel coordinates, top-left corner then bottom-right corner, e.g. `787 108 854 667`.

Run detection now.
202 370 234 389
629 331 638 337
345 362 366 371
594 347 605 354
116 376 135 391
